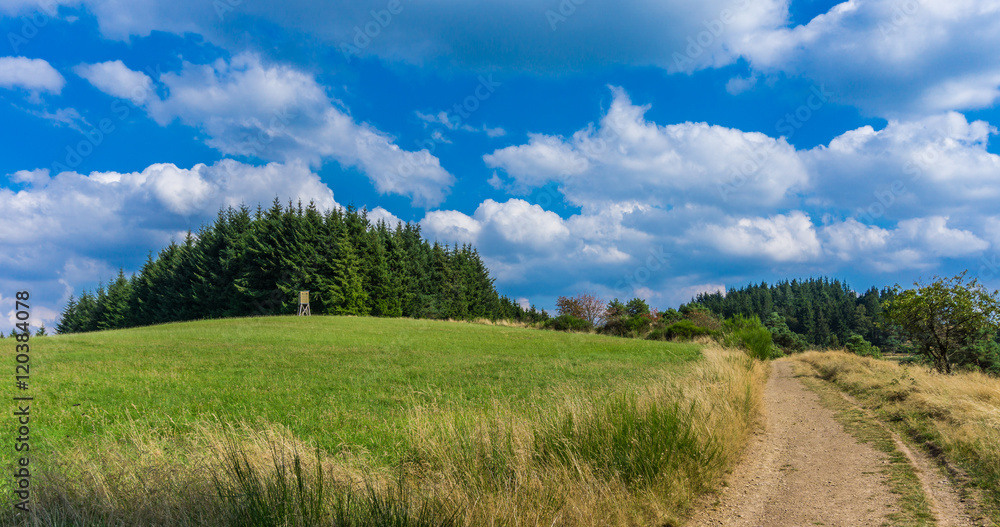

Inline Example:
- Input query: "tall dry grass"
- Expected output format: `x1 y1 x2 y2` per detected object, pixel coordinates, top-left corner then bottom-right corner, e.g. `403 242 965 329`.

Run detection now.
406 345 766 526
2 347 765 527
793 351 1000 520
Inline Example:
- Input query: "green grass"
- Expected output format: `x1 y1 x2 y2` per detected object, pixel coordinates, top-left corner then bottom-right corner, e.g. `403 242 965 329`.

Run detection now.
8 316 700 468
1 316 768 526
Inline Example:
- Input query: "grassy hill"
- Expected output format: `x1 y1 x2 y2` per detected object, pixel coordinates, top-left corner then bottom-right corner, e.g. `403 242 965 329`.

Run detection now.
3 316 764 526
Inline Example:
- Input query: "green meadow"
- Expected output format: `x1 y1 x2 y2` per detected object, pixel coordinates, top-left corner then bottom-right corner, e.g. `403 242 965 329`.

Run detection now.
2 317 763 526
12 317 699 465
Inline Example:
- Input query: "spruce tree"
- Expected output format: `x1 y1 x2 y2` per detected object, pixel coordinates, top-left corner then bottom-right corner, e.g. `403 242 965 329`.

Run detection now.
56 295 78 334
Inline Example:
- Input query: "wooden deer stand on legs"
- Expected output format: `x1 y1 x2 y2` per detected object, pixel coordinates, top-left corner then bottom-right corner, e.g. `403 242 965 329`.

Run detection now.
298 291 311 316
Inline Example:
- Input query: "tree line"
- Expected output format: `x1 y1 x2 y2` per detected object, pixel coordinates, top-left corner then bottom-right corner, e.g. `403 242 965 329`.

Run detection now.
685 277 899 351
56 200 548 333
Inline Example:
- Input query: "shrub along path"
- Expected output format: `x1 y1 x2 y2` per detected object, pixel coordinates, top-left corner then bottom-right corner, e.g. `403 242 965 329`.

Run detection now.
689 360 961 526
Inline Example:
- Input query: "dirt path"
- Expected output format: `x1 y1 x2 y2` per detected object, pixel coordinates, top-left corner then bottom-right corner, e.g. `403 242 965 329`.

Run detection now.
834 390 984 527
690 360 902 526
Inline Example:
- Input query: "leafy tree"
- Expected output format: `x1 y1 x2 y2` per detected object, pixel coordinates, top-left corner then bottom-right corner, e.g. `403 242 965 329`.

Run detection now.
845 334 881 358
557 292 605 325
883 271 1000 373
556 295 584 319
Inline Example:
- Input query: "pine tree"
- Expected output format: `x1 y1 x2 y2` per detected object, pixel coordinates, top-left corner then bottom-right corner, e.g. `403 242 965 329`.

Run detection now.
97 269 132 330
329 226 368 315
56 295 78 334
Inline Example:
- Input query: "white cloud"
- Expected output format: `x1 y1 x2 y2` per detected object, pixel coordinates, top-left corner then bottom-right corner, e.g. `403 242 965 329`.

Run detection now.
805 112 1000 219
486 87 809 211
485 134 590 187
423 198 574 255
821 219 890 261
74 60 154 105
23 106 90 133
76 54 454 206
674 283 726 303
895 216 990 257
725 74 757 95
739 0 1000 116
367 206 403 227
421 210 482 245
0 159 341 330
985 217 1000 247
0 56 65 94
0 159 338 252
15 0 788 75
13 0 1000 120
473 199 571 253
9 168 51 187
700 211 822 263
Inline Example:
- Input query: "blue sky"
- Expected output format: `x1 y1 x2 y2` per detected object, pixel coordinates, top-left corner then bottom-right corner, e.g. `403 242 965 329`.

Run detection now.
2 0 1000 329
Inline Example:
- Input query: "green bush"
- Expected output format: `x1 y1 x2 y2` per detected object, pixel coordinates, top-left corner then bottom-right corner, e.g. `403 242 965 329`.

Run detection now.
646 320 712 341
723 314 775 361
543 314 593 332
764 312 808 353
845 334 882 359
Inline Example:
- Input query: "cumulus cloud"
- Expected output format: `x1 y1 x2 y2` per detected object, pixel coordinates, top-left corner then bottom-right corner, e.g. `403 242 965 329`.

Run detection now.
821 218 890 261
475 89 1000 300
740 0 1000 116
76 54 454 206
422 198 574 257
700 211 822 263
895 216 990 257
0 158 344 329
486 87 809 211
805 112 1000 219
0 159 338 267
0 56 65 94
367 206 403 227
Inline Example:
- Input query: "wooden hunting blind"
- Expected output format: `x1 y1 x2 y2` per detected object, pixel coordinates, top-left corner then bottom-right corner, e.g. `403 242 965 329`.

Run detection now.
298 291 311 316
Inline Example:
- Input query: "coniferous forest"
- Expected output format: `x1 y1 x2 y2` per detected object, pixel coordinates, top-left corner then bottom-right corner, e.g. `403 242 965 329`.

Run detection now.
685 278 900 351
56 200 547 334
